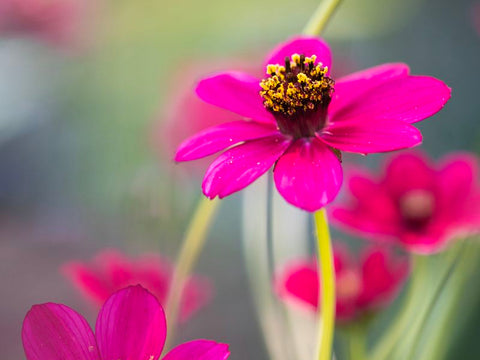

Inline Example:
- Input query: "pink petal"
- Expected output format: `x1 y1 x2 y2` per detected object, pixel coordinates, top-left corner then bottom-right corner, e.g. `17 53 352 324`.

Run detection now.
383 152 435 197
93 250 135 290
263 36 332 73
332 76 451 124
202 134 291 199
180 276 214 322
22 303 100 360
273 138 343 212
162 340 230 360
331 207 401 240
61 261 113 306
277 260 319 309
196 72 274 124
437 153 479 210
357 247 409 309
400 230 452 254
96 286 167 360
319 118 422 153
329 63 410 115
175 121 279 161
346 169 378 201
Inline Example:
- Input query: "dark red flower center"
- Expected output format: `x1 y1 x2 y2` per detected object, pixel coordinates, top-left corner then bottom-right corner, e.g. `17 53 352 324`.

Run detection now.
260 54 334 139
398 190 435 230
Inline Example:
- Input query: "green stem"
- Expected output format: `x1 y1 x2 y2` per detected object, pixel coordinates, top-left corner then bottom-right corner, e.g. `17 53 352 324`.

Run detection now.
313 209 335 360
164 196 220 350
369 255 428 360
416 241 479 360
302 0 342 36
370 244 464 360
242 177 291 360
348 325 367 360
402 245 466 360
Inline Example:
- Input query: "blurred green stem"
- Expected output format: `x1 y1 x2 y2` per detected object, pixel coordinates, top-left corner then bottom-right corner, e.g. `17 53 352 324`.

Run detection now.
313 209 335 360
417 241 479 360
165 197 220 350
370 243 465 360
302 0 342 36
348 324 367 360
401 245 465 360
369 255 428 360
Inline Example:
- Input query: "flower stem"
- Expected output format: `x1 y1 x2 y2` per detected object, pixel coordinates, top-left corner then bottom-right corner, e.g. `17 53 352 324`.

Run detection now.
403 243 468 360
313 208 335 360
165 196 220 349
420 241 480 360
370 242 464 360
302 0 342 36
347 324 367 360
369 256 427 360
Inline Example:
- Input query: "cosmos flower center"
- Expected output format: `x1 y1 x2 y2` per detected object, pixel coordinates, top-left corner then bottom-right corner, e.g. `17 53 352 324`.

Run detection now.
336 270 361 300
260 54 335 138
399 189 435 229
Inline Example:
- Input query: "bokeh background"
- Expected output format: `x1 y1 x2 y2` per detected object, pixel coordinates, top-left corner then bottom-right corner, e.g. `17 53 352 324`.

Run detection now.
1 0 479 358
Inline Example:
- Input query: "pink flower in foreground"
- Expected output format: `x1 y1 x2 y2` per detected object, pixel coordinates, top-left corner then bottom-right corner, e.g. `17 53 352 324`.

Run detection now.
62 249 212 322
175 36 451 212
0 0 83 45
332 152 480 254
276 246 409 321
22 286 230 360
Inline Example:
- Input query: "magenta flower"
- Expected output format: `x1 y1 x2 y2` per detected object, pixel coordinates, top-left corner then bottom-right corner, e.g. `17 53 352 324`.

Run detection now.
276 246 409 321
22 285 230 360
0 0 83 45
332 152 480 254
62 249 212 322
175 36 451 211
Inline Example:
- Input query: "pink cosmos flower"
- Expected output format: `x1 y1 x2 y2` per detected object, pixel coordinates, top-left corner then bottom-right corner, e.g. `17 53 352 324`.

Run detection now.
332 152 480 254
276 246 409 321
62 249 212 323
175 36 451 212
22 285 230 360
0 0 83 45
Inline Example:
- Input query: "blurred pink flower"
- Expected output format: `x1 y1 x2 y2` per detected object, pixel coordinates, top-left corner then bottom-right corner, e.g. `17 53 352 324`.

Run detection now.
22 285 230 360
152 59 259 174
276 246 409 321
175 36 451 212
472 2 480 36
0 0 84 45
332 152 480 254
62 249 212 323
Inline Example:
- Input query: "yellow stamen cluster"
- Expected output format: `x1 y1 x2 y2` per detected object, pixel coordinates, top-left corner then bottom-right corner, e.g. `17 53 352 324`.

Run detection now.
260 54 334 116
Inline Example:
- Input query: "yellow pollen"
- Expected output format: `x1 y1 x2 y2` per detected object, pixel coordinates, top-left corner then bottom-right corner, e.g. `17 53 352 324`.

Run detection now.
259 53 334 116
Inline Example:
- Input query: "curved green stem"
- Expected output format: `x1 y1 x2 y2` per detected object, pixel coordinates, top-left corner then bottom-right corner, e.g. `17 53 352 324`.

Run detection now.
302 0 342 36
369 256 427 360
165 197 220 350
413 241 479 360
402 244 466 360
370 243 465 360
313 209 335 360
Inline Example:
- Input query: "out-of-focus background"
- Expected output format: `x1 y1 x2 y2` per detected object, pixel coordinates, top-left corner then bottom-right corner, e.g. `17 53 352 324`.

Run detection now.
1 0 479 359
